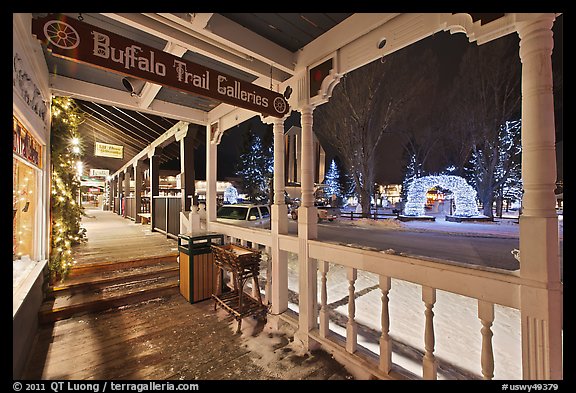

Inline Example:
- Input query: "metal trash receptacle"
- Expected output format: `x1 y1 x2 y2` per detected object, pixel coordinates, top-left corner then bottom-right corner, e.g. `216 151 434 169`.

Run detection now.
178 232 224 303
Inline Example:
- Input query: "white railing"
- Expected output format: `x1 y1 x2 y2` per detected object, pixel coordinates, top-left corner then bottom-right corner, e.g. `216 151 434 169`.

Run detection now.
204 221 558 380
307 240 524 380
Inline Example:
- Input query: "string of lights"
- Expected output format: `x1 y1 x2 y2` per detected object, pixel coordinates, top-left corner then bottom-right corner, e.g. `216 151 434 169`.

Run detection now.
49 97 87 282
403 175 480 217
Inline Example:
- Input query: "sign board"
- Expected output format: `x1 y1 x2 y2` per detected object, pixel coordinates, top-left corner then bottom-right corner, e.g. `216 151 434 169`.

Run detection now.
81 180 105 188
32 14 290 118
94 142 123 159
13 117 42 168
90 168 110 177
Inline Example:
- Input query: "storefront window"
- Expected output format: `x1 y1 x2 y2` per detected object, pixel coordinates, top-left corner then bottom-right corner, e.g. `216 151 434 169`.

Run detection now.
13 158 36 259
13 116 43 289
13 158 38 286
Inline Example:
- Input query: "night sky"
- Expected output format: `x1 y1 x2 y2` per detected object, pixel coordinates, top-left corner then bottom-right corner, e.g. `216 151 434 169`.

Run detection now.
206 17 563 186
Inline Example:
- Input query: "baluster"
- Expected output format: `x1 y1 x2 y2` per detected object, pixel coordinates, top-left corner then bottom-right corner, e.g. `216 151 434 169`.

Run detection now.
346 267 357 353
422 286 437 379
249 243 259 299
478 300 495 380
319 261 329 338
264 246 272 305
379 276 392 374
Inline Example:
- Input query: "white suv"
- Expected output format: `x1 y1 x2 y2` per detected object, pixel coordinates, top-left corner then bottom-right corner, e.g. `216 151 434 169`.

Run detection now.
216 204 271 229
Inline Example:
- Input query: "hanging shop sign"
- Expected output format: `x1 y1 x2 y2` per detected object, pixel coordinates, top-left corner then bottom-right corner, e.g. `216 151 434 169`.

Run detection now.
32 14 290 118
90 168 110 177
13 117 42 168
81 180 105 188
94 142 123 159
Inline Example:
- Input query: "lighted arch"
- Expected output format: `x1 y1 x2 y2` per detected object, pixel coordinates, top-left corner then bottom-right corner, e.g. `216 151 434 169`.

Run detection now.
403 175 480 217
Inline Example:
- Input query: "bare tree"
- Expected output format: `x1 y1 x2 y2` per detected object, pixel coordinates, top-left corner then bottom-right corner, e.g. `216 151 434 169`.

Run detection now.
314 47 434 216
451 35 522 218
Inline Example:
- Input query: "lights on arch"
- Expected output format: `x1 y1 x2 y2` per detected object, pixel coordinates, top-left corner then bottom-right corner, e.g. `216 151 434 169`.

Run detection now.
403 175 480 217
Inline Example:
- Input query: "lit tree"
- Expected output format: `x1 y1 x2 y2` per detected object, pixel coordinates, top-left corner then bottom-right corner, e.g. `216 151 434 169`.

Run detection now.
451 34 522 218
400 153 424 204
332 156 354 202
465 119 522 217
50 97 87 283
235 128 273 203
315 47 434 217
324 159 341 205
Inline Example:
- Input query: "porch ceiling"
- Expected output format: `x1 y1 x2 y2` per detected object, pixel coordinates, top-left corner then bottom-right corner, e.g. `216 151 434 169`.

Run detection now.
31 12 506 176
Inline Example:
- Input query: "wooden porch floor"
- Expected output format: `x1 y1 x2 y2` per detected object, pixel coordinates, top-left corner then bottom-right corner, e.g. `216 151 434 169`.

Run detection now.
23 208 355 381
71 207 179 267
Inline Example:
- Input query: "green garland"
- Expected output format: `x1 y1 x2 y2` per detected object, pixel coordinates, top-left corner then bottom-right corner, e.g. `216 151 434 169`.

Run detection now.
49 97 86 283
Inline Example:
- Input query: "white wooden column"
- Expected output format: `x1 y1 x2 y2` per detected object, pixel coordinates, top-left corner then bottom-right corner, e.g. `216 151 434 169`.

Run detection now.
134 161 142 223
295 105 318 350
109 176 116 212
516 14 563 380
270 116 289 315
205 123 218 225
148 147 160 230
299 105 316 211
123 167 131 218
116 172 123 215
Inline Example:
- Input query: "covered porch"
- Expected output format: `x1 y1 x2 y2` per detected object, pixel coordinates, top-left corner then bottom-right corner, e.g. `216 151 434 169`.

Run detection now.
19 12 563 381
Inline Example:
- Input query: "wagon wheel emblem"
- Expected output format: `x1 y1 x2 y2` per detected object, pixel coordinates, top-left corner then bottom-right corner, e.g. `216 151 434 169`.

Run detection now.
273 97 287 114
44 20 80 50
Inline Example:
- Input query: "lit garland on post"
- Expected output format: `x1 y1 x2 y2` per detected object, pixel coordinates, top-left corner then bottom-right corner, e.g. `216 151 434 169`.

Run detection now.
403 175 481 217
49 97 86 283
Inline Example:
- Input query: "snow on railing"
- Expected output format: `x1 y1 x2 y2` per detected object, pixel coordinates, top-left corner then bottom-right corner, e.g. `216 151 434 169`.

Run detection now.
308 240 522 380
202 223 523 380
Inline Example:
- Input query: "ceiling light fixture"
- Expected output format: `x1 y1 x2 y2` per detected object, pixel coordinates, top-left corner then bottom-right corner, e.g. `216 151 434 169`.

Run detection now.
122 76 146 97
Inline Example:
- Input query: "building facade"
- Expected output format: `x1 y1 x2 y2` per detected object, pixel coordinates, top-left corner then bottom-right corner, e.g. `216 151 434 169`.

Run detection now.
13 13 52 379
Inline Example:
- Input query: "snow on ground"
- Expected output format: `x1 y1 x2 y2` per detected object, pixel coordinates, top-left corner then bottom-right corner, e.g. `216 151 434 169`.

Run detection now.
255 208 562 379
334 212 563 239
282 252 523 380
273 211 563 379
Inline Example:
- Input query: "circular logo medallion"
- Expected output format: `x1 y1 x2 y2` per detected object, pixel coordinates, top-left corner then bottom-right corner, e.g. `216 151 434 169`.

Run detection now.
44 20 80 49
273 97 287 114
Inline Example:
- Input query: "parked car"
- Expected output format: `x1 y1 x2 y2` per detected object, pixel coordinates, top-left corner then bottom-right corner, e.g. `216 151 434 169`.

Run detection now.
216 204 271 229
290 203 339 222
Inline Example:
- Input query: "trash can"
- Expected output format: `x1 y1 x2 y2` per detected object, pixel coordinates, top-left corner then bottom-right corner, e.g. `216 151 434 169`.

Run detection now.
178 232 224 303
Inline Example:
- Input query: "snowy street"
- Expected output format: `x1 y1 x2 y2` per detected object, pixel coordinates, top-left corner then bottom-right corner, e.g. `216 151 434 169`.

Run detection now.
287 211 563 273
279 213 563 380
